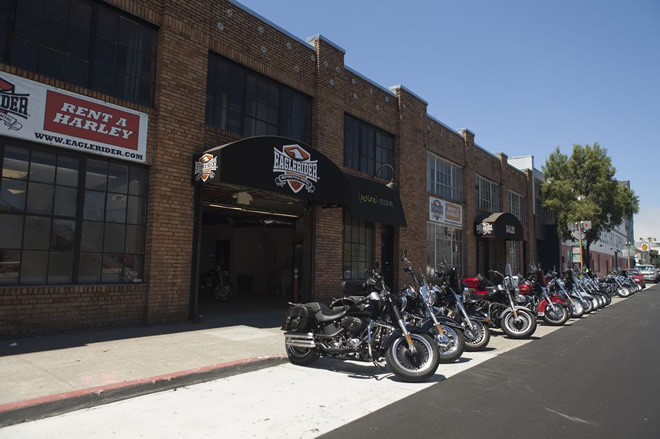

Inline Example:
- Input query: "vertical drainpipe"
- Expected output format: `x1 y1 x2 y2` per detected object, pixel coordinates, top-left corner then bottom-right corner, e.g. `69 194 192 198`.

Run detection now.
189 183 202 323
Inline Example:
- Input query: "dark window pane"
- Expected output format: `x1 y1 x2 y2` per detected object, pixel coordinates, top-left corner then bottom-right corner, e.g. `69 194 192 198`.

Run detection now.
26 182 54 214
78 252 101 282
125 225 144 253
106 193 127 222
65 57 89 88
116 45 138 76
104 223 125 253
14 0 42 40
101 253 122 282
118 17 139 49
81 221 103 252
108 163 128 193
94 37 115 68
23 216 50 250
93 61 114 96
83 190 105 220
51 218 75 250
136 78 152 106
114 74 135 101
0 214 23 248
29 151 56 183
128 167 148 195
0 179 27 211
86 159 107 190
97 7 118 41
43 0 67 21
3 146 30 180
122 254 143 282
0 250 20 284
139 27 156 55
53 186 77 217
10 38 39 72
126 195 146 224
20 250 48 284
39 47 67 81
68 0 92 56
48 251 73 283
56 156 79 186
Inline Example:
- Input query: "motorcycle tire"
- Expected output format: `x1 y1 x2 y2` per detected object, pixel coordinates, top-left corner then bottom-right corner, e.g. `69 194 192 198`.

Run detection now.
582 298 594 314
431 325 465 363
616 288 629 298
500 309 537 339
463 319 490 351
286 345 319 366
570 300 584 318
543 304 569 326
386 333 439 383
214 283 232 301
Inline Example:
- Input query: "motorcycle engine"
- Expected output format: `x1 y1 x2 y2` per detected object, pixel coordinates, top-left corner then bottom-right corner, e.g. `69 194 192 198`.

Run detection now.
341 316 364 335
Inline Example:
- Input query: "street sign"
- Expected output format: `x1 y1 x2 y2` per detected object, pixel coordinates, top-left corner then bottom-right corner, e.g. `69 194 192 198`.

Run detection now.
582 221 591 231
641 243 649 251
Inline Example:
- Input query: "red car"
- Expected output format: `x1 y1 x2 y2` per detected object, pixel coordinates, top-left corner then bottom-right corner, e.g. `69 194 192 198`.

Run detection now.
624 269 646 288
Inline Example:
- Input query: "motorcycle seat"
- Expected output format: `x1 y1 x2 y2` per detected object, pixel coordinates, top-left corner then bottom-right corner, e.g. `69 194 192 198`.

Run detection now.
306 302 349 322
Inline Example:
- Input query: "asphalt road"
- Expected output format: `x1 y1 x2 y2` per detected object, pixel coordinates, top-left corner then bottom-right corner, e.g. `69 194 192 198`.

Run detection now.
322 284 660 439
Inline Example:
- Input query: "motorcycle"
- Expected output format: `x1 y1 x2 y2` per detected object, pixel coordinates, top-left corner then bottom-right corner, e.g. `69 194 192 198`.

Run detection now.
400 259 466 362
282 266 440 383
462 264 537 339
199 255 233 301
518 264 569 326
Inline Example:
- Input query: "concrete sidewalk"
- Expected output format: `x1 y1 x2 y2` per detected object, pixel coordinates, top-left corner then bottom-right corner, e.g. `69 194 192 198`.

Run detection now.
0 313 288 427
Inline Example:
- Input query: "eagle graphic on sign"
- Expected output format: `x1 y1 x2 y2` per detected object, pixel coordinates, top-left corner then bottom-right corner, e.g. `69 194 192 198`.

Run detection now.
273 144 319 194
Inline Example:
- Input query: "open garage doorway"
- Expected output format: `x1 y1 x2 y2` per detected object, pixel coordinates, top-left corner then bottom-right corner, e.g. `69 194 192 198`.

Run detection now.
196 183 312 326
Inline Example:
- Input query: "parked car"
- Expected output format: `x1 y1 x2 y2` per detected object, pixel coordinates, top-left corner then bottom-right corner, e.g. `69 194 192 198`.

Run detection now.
623 269 646 288
637 265 660 282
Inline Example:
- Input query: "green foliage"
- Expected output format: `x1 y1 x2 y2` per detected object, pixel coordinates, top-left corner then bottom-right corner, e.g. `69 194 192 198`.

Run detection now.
651 250 660 268
541 143 639 264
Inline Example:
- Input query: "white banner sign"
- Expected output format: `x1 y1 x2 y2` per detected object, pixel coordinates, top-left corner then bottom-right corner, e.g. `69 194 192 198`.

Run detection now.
0 72 148 163
429 196 462 227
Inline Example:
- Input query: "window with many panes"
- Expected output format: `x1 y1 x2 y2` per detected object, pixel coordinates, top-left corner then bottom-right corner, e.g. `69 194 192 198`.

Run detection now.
1 0 157 106
205 53 312 143
427 223 463 277
427 153 462 202
0 141 147 285
344 114 394 180
342 210 373 280
509 190 526 223
476 175 499 212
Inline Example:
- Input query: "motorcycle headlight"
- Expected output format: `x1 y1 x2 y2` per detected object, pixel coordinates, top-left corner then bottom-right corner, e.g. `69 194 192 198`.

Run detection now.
426 292 436 307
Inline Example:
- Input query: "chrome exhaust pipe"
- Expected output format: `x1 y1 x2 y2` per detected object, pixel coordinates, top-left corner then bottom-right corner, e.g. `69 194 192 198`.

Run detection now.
285 334 316 348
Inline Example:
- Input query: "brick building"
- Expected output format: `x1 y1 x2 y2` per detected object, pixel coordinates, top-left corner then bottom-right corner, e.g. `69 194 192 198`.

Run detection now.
0 0 533 336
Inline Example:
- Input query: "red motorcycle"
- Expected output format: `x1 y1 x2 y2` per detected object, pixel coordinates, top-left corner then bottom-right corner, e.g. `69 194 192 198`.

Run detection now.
518 265 570 326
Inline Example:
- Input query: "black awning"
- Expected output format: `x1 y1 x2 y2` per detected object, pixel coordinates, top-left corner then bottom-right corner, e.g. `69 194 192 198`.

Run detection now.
193 136 350 206
475 212 523 240
346 174 407 227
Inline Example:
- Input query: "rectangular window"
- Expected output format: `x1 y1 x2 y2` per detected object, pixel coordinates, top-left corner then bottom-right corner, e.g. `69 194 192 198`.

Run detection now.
344 114 394 180
427 223 463 277
507 241 521 275
509 190 526 223
476 175 499 212
3 0 157 106
205 53 312 143
0 140 147 285
427 153 463 202
342 210 373 280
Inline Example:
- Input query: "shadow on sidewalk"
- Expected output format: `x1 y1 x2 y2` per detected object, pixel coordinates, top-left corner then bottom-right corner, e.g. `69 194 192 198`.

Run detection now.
1 295 289 357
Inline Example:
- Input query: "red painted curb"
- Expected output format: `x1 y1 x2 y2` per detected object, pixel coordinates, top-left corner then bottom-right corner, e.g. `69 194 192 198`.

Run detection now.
0 355 285 414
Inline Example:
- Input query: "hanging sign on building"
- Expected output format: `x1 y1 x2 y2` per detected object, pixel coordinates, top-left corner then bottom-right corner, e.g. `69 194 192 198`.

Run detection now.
429 196 462 227
0 72 148 163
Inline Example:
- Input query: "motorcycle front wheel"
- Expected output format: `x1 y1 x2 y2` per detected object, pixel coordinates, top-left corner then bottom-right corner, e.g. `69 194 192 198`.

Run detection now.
500 309 537 339
543 304 569 326
463 319 490 351
432 325 465 363
570 300 584 318
385 333 439 383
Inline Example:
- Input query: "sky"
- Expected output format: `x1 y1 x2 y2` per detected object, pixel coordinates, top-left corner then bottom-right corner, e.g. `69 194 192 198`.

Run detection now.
235 0 660 242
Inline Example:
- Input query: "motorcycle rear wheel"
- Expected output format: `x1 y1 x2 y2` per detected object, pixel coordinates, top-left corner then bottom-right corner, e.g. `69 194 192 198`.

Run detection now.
500 309 536 339
543 304 569 326
463 319 490 351
385 333 439 383
286 345 319 366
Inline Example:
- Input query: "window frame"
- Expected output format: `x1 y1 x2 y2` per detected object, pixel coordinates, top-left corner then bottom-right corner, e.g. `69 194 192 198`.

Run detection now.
476 175 500 212
343 114 395 180
508 190 527 224
426 222 463 277
342 210 374 281
0 139 148 286
427 152 463 202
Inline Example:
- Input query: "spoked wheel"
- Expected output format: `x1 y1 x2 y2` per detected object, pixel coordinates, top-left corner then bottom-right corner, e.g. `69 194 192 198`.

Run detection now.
286 345 319 366
582 298 594 313
214 283 232 301
430 325 465 363
543 304 569 326
386 333 439 382
463 319 490 351
500 309 537 338
569 299 584 318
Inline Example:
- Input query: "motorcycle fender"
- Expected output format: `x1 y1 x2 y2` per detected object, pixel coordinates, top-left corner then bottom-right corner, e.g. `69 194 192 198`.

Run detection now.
382 327 429 351
498 306 530 320
467 310 489 323
422 317 463 333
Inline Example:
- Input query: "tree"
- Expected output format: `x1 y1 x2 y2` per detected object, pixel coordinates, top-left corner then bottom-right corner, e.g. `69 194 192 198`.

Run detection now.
651 249 659 268
541 143 639 270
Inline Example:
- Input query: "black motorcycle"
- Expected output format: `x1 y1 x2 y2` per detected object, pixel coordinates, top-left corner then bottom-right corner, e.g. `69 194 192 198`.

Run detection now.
282 267 440 383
